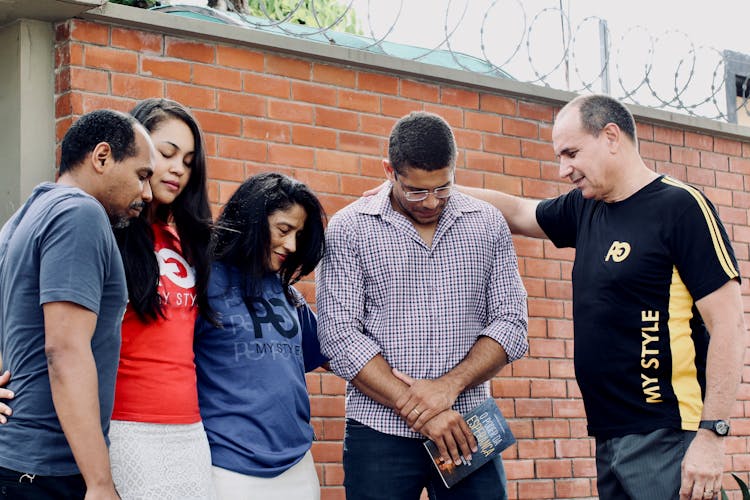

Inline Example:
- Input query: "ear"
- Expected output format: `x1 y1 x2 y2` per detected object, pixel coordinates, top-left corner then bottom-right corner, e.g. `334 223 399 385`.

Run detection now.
383 159 396 182
91 142 112 173
602 123 620 153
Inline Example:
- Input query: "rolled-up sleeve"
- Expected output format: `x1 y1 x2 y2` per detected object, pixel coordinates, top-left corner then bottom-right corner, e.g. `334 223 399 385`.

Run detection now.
316 214 382 380
480 210 528 362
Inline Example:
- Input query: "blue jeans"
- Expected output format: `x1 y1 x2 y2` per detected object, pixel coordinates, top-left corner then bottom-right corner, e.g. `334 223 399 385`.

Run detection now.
343 419 508 500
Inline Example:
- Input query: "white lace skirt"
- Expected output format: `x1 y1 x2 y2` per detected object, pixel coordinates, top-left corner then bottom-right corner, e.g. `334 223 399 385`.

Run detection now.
109 420 214 500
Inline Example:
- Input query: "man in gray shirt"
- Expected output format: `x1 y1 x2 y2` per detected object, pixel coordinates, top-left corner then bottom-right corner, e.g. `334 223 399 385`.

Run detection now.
0 109 155 499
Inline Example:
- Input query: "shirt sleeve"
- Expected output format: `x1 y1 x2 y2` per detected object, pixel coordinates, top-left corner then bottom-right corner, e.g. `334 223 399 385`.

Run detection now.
293 291 328 372
38 198 113 314
315 213 382 381
479 209 529 362
536 189 583 249
670 188 740 301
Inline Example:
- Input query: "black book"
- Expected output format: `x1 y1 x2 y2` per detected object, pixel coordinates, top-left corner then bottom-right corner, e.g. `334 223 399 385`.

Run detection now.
423 397 516 488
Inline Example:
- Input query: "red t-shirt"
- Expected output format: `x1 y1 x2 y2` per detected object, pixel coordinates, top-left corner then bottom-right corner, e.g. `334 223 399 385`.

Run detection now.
112 222 201 423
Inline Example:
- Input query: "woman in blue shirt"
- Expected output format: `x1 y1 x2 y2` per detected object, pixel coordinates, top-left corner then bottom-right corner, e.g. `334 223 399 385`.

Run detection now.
194 172 327 500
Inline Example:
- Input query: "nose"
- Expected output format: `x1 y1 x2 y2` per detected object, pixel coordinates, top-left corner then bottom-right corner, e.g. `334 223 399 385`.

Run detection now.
422 193 441 210
559 158 573 179
170 159 186 176
142 179 153 203
282 234 297 254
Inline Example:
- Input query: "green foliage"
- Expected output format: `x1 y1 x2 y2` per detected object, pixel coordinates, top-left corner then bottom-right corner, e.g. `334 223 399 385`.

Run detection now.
109 0 161 7
246 0 361 34
722 473 750 500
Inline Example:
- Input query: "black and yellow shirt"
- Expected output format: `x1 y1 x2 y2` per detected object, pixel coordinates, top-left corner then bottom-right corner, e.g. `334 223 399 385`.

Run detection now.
537 175 739 439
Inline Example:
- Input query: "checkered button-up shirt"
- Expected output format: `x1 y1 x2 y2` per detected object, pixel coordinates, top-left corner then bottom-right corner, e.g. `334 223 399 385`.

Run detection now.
316 187 528 438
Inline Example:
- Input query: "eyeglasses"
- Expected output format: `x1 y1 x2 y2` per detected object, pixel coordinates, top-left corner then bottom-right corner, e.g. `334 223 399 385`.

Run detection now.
394 174 453 202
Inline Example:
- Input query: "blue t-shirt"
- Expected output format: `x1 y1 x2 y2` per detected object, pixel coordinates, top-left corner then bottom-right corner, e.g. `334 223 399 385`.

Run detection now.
195 261 327 477
0 183 126 476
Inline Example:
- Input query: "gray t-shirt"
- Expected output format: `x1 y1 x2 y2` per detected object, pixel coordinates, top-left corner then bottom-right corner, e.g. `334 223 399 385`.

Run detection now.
0 183 126 476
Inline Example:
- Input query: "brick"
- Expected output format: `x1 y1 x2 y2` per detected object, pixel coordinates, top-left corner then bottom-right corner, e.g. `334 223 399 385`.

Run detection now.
519 101 555 122
511 358 550 378
715 137 743 156
701 151 730 171
503 118 538 139
77 93 134 114
529 340 567 360
193 65 242 91
553 399 586 418
70 67 108 94
360 115 396 137
731 157 750 175
206 157 244 182
294 170 339 194
685 131 713 151
537 458 572 478
111 74 163 100
517 480 555 499
217 137 266 161
703 187 732 207
528 317 547 337
636 121 653 140
358 72 398 95
546 280 572 300
484 135 521 155
268 144 315 168
717 171 744 190
167 83 216 110
465 111 501 132
656 162 687 181
338 132 383 156
318 193 355 216
266 54 311 80
517 439 554 458
719 206 747 226
534 419 570 438
480 94 516 115
514 237 544 258
305 373 322 394
55 116 73 142
556 439 593 458
84 45 137 73
524 258 561 279
485 173 522 195
55 20 71 43
555 478 593 498
654 126 684 145
316 107 358 131
400 79 439 102
440 87 479 109
69 19 108 45
504 459 535 480
322 463 344 486
454 169 483 187
492 378 530 398
504 157 540 178
69 43 84 66
528 298 565 318
313 64 356 88
543 240 574 260
165 37 215 63
464 151 502 173
453 129 482 151
242 118 290 143
142 57 191 82
217 91 265 116
540 124 553 142
216 45 264 71
311 440 344 461
341 175 386 196
192 110 241 136
316 150 360 174
686 166 716 186
423 104 463 128
291 125 337 149
381 96 422 118
111 27 161 54
522 178 561 199
671 146 700 166
268 100 314 124
338 90 379 113
521 140 555 161
639 141 670 161
292 81 337 106
204 133 218 156
55 43 70 68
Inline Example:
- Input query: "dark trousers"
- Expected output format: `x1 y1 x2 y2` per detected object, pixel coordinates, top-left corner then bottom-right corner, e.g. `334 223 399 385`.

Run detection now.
0 466 85 499
595 428 697 500
343 419 507 500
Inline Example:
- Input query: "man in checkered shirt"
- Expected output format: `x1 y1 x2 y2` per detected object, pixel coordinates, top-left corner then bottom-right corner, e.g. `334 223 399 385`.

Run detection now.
316 111 528 499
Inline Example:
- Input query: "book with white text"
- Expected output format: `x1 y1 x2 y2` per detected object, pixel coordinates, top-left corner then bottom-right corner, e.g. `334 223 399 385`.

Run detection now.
423 398 516 488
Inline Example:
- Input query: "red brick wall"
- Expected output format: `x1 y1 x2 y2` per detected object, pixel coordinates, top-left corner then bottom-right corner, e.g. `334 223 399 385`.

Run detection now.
54 18 750 500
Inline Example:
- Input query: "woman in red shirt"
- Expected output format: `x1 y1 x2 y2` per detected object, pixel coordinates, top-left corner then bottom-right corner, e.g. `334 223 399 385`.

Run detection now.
111 98 214 499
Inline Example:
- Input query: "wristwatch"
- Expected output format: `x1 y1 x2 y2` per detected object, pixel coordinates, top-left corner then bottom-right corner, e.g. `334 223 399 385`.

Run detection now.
698 420 730 436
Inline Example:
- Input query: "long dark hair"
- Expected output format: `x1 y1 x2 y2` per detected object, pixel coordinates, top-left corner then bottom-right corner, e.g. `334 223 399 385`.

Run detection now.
212 172 325 305
114 98 213 322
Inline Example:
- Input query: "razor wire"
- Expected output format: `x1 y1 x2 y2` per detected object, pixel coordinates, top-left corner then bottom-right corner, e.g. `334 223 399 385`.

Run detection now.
194 0 747 123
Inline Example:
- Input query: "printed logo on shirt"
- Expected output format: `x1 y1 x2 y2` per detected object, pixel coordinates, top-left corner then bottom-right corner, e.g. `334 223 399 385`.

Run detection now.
233 296 301 363
604 241 631 263
156 248 195 289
